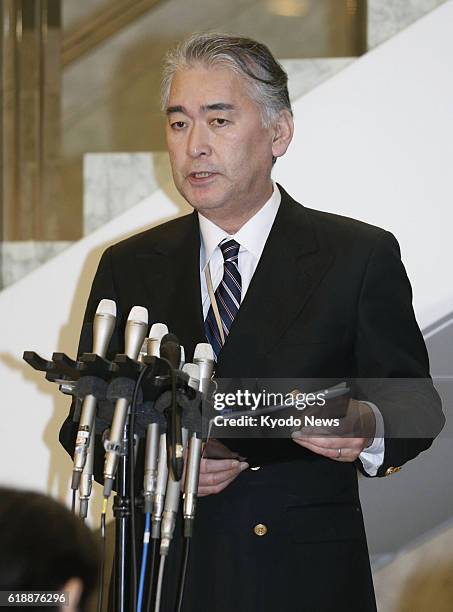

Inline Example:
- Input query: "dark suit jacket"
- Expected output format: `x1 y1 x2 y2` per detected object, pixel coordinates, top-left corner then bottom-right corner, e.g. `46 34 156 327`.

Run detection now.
60 186 444 612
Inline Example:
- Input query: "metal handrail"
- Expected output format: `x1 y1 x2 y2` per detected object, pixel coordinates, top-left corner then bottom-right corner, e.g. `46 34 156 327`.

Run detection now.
62 0 165 66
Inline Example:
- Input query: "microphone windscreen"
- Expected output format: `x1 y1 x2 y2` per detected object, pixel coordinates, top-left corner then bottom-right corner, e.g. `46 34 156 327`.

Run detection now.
161 333 179 347
160 340 181 369
128 306 148 324
96 299 116 317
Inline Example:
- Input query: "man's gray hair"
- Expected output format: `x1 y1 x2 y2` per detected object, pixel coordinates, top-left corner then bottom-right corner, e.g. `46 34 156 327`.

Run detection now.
161 32 292 127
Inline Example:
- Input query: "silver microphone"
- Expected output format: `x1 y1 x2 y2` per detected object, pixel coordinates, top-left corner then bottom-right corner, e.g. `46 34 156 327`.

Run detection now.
103 306 148 497
182 362 203 537
71 299 116 490
160 429 189 555
152 432 168 538
179 346 186 369
146 323 168 357
79 430 94 519
143 323 168 512
193 343 215 395
182 363 200 390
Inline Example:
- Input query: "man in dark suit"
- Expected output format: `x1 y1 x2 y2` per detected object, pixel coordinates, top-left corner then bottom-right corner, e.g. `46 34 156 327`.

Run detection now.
60 34 444 611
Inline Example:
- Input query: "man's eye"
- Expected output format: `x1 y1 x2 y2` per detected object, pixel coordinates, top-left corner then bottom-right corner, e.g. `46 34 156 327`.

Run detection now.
211 118 229 126
171 121 186 130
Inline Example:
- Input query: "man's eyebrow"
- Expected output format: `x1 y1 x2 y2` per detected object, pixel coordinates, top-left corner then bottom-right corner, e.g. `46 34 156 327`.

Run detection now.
201 103 235 112
166 105 186 115
166 103 235 115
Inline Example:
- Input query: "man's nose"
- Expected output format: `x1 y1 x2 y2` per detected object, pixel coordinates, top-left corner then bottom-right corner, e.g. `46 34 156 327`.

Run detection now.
187 123 211 158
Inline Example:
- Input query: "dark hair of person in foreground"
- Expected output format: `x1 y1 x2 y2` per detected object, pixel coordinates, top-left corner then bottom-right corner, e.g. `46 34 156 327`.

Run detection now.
0 487 100 611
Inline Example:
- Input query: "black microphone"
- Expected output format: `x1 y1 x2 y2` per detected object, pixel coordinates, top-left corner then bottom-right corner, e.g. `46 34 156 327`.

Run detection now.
160 333 181 368
160 363 200 553
160 334 184 481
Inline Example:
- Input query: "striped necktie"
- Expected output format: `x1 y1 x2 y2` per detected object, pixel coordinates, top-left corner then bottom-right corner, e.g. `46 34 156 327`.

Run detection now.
204 239 242 358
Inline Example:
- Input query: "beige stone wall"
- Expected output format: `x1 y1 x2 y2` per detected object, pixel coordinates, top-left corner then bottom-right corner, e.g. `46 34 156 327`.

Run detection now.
374 523 453 611
1 0 64 241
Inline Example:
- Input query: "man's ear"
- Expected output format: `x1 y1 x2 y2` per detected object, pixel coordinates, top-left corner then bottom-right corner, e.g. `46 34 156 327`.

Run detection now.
62 577 83 612
271 109 294 159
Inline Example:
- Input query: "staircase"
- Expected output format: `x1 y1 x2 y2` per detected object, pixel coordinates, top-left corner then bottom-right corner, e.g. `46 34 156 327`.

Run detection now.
2 0 446 289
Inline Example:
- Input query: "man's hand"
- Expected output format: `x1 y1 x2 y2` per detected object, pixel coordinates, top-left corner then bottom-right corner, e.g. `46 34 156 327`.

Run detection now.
291 399 376 462
197 458 249 497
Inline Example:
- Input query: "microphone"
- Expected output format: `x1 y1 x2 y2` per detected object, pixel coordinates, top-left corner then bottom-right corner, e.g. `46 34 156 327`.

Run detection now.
79 431 94 519
71 299 116 490
182 363 200 390
160 431 188 555
103 306 148 497
193 343 215 395
151 430 168 539
143 323 169 513
146 323 168 357
160 333 181 368
182 362 204 537
160 363 200 550
160 334 184 481
179 346 186 369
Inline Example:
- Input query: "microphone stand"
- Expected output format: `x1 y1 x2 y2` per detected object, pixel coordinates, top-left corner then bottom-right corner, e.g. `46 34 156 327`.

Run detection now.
112 419 133 612
22 347 207 612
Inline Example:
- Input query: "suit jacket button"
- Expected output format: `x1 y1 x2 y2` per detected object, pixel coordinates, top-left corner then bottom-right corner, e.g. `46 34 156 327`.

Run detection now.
385 466 402 476
253 523 268 536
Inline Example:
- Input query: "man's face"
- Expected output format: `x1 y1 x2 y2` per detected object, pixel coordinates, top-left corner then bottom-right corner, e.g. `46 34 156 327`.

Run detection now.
165 65 277 221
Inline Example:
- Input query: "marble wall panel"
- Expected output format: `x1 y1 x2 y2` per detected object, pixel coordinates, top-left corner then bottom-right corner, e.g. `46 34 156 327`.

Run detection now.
368 0 447 49
0 241 72 289
83 152 171 234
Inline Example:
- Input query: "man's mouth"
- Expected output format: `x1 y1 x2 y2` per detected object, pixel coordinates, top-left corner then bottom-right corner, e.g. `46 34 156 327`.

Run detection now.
190 171 215 178
187 171 218 184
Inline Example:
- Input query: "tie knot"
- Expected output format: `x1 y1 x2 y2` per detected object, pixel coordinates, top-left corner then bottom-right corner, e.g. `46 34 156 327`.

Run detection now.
220 239 240 263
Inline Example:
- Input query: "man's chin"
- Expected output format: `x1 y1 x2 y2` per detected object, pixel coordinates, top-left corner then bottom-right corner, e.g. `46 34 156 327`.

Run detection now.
181 186 227 214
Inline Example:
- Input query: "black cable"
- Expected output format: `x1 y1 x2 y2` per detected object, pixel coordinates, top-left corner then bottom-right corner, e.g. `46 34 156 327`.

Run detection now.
129 363 151 611
71 488 76 515
176 538 191 612
145 538 159 612
97 502 107 612
170 362 178 476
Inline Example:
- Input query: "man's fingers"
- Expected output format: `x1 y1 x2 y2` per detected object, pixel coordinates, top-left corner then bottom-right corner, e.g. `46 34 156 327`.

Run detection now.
293 439 351 460
198 463 249 495
291 434 366 461
199 458 243 473
199 462 248 486
197 460 249 496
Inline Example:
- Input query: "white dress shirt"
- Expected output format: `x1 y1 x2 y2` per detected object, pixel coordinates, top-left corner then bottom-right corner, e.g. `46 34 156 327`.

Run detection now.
198 183 384 476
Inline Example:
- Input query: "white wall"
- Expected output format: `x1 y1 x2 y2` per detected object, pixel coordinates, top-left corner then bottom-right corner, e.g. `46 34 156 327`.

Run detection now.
274 1 453 330
1 1 452 518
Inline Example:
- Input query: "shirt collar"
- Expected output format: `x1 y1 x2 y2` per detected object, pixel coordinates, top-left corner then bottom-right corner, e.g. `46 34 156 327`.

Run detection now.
199 182 281 270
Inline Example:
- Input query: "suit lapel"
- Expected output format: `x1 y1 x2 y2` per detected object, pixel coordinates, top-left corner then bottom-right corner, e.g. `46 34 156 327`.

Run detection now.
136 212 206 360
218 187 334 370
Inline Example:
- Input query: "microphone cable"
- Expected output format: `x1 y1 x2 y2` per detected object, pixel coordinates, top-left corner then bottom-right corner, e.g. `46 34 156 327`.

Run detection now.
137 511 151 612
144 538 159 612
129 362 152 611
154 555 166 612
176 537 191 612
97 496 108 612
